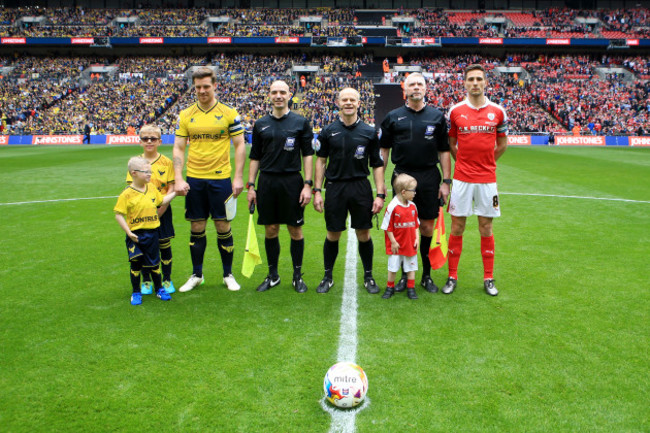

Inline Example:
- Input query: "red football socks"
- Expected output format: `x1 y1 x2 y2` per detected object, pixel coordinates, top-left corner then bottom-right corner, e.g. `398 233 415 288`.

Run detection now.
481 235 495 280
447 235 463 280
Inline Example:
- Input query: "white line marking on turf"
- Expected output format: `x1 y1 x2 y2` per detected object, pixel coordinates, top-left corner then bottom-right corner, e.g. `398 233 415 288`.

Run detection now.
501 192 650 204
321 397 371 416
2 193 648 207
325 225 365 433
337 230 359 364
0 196 117 206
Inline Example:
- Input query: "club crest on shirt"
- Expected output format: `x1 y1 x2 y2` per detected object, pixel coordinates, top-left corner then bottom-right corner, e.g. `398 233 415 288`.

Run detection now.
488 112 496 121
424 125 436 140
354 145 366 159
284 137 296 151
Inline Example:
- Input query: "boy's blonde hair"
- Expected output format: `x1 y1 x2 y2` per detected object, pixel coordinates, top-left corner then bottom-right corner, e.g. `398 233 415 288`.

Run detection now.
127 156 149 173
393 173 417 194
139 124 161 138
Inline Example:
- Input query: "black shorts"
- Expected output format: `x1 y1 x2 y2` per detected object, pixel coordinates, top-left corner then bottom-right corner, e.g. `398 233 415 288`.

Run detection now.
324 178 373 232
185 177 232 221
126 229 160 267
392 167 441 220
158 206 175 241
257 172 305 226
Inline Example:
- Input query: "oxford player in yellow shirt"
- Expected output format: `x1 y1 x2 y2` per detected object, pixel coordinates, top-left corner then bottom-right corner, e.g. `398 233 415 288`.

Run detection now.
126 125 176 296
115 157 176 305
173 67 246 293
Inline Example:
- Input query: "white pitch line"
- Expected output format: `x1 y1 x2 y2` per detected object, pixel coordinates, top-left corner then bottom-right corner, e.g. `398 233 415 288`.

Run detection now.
326 226 361 433
0 196 117 206
2 192 648 207
501 192 650 204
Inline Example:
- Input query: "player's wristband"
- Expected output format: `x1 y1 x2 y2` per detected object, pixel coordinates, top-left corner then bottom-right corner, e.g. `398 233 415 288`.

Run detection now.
376 193 386 199
304 180 313 187
442 179 452 185
313 188 322 194
246 182 255 189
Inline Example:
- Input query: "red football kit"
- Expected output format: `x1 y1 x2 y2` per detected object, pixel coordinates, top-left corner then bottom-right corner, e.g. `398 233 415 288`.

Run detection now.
447 98 508 183
381 197 420 256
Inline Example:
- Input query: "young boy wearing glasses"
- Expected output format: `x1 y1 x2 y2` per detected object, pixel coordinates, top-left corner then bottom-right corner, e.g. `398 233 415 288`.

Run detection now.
126 125 176 295
380 174 420 300
116 156 176 305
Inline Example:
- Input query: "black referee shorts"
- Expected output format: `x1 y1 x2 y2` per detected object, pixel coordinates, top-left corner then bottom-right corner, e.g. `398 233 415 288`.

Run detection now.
257 172 305 226
324 178 373 232
391 167 441 220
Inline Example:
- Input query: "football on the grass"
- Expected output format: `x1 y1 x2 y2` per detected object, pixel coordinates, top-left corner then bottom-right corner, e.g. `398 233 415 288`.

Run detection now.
323 361 368 408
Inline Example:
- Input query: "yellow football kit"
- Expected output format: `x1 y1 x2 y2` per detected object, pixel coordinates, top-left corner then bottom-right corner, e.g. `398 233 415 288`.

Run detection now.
114 184 163 231
175 101 244 180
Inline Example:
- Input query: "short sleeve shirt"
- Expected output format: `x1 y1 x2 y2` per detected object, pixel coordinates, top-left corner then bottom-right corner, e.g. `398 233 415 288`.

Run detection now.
381 196 420 256
379 104 449 172
176 102 244 179
447 98 508 183
250 111 314 173
316 118 382 181
114 184 163 231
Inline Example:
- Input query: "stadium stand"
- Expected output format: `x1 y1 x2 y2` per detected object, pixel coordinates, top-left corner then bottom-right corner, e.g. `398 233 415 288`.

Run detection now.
0 6 648 137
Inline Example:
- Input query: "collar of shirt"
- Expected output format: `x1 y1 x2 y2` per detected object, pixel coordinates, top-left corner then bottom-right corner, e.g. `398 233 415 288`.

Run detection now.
270 110 291 120
404 102 427 113
464 97 490 110
338 117 361 129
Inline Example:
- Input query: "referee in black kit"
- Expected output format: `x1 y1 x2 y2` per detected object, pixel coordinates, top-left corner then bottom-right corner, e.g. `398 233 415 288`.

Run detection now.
246 80 314 293
379 73 451 293
313 87 386 294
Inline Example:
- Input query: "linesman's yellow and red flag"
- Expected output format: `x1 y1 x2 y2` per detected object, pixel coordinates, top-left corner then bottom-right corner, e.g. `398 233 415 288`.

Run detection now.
242 203 262 278
428 206 448 270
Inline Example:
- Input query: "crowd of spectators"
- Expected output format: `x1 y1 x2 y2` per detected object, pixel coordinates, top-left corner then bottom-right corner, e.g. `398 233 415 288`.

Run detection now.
2 7 649 38
408 23 500 38
41 7 119 25
1 25 114 37
115 25 209 37
311 25 358 37
301 75 375 129
1 56 192 135
135 8 208 25
620 56 650 79
213 24 305 37
1 53 648 136
115 56 202 76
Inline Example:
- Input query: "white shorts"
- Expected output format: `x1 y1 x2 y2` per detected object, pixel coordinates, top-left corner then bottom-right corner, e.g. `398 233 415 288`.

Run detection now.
387 254 419 273
448 179 501 218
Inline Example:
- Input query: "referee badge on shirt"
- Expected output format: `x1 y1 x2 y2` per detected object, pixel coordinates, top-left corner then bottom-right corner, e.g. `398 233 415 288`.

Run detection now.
354 145 366 159
424 125 436 140
284 137 296 151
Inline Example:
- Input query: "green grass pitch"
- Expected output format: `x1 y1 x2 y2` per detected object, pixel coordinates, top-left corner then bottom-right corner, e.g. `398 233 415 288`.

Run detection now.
0 145 648 432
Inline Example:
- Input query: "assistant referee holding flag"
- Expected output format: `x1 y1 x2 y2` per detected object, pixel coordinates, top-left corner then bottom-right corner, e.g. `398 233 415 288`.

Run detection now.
247 80 314 293
312 87 386 294
379 73 451 293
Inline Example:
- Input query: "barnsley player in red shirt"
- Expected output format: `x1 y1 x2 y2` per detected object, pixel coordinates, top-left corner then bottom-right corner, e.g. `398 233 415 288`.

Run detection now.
443 64 508 296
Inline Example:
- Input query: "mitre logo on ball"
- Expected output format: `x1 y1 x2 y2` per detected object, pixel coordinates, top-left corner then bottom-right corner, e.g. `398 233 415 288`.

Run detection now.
323 362 368 408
